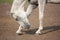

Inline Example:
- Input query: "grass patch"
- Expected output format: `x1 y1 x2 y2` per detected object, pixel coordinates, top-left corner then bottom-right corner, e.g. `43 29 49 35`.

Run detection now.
0 0 13 4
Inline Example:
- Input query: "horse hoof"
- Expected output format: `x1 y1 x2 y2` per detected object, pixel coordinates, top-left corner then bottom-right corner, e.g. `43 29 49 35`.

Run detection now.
35 31 42 35
16 32 23 35
16 31 23 35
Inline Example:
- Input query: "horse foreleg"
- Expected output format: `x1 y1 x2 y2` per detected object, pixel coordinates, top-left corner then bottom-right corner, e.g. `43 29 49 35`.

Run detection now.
36 0 46 34
26 1 38 17
16 25 23 35
26 4 34 16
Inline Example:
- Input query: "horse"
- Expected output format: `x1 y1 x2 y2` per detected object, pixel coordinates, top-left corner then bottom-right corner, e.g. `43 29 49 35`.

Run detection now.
10 0 60 35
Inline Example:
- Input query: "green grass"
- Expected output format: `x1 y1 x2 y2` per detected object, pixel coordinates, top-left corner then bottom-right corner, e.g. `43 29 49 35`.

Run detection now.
0 0 13 3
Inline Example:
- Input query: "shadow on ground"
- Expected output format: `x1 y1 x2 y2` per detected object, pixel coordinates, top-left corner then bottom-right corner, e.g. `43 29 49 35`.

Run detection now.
25 26 60 35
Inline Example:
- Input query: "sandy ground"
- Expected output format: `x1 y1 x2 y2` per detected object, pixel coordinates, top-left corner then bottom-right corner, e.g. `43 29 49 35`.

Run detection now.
0 3 60 40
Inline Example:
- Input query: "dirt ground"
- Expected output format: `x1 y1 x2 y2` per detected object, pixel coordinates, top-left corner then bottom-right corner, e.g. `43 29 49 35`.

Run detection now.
0 3 60 40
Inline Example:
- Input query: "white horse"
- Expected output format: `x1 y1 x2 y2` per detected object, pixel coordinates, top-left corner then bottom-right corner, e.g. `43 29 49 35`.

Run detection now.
10 0 60 35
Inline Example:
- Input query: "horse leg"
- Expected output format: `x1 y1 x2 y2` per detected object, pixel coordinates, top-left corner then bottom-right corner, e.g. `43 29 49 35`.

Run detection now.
26 0 38 17
36 0 46 34
26 4 34 16
16 25 23 34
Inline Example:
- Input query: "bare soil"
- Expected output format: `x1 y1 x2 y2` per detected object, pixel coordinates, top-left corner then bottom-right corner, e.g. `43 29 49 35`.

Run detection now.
0 3 60 40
